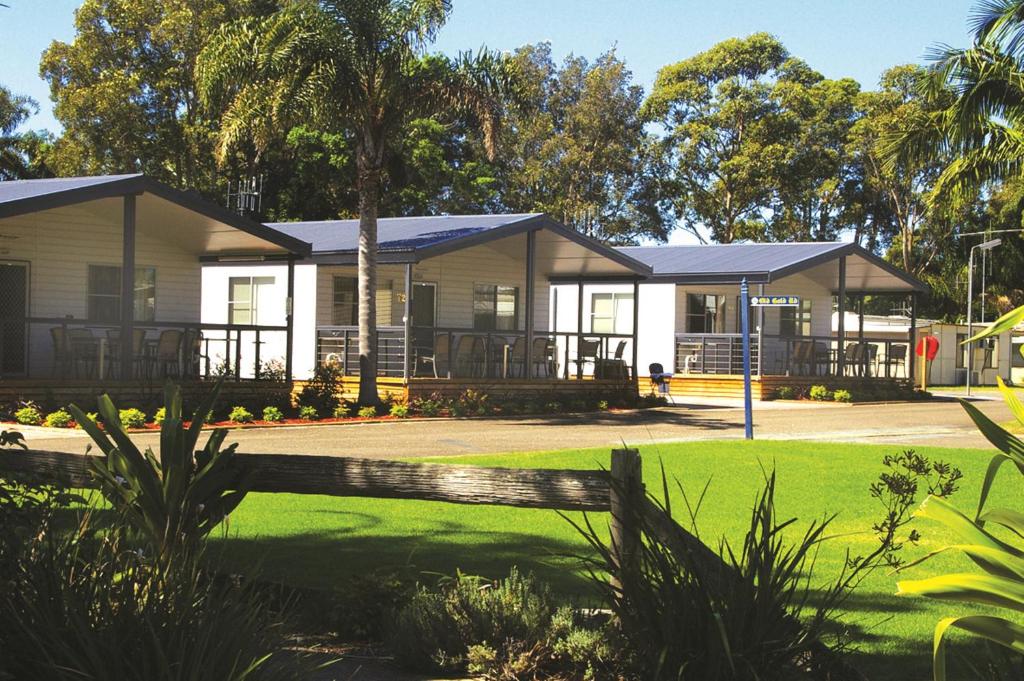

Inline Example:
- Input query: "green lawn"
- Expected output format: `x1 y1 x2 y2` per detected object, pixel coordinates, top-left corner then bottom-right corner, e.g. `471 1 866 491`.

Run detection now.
213 439 1015 680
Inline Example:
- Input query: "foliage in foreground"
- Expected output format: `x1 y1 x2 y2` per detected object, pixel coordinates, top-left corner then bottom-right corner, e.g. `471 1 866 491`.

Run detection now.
566 456 959 681
387 568 618 679
897 306 1024 680
0 509 309 681
68 380 248 567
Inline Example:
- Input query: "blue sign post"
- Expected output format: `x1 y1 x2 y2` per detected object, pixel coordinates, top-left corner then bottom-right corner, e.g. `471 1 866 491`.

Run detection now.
740 278 753 440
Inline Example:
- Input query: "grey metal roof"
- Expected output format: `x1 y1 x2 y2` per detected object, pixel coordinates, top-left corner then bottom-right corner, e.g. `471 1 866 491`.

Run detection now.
271 213 652 276
0 174 310 256
0 174 143 203
617 242 927 292
271 213 542 253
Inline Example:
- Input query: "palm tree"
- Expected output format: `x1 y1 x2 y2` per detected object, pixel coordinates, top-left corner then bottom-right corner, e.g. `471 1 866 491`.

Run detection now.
198 0 510 405
889 0 1024 206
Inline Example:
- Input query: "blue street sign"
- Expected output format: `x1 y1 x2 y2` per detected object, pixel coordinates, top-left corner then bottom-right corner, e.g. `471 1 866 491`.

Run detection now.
740 278 753 440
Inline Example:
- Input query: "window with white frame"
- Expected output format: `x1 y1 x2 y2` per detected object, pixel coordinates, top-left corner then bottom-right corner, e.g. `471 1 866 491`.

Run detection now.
591 292 634 334
779 299 812 337
332 276 394 326
228 276 275 325
87 265 156 322
473 284 519 331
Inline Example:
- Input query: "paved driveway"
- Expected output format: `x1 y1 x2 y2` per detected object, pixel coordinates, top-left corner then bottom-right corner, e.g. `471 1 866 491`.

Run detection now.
19 396 1012 457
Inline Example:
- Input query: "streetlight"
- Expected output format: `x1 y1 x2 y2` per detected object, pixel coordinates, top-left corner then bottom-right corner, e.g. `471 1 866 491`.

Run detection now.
966 238 1001 396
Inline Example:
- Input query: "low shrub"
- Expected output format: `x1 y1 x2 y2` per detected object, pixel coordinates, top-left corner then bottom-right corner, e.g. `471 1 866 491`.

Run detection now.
332 403 351 418
833 389 852 403
153 407 166 425
262 406 284 422
774 386 796 400
456 389 489 416
544 401 563 413
413 397 444 417
387 569 619 679
808 384 832 401
14 405 42 426
390 403 410 418
357 405 378 419
597 399 610 411
639 393 668 408
388 568 555 674
228 406 254 424
43 409 73 429
296 361 343 416
298 405 319 421
75 412 99 429
118 408 147 429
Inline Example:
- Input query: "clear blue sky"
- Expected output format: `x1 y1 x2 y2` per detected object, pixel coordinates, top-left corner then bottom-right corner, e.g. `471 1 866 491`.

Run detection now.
3 0 978 134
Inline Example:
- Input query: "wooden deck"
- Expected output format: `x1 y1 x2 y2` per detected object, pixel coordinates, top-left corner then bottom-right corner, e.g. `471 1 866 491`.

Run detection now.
293 376 638 402
0 378 293 412
653 374 910 400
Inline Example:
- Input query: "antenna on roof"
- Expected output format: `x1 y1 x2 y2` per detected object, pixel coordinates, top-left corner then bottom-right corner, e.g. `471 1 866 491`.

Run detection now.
226 175 263 216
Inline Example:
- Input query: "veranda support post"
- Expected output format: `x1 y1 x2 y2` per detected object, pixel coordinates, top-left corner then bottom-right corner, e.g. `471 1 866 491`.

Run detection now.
836 256 847 376
909 292 917 383
285 255 296 381
119 194 137 381
525 230 536 378
403 263 412 381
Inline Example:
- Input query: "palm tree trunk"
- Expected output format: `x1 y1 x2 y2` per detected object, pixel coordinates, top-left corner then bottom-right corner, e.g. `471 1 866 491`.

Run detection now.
357 165 381 406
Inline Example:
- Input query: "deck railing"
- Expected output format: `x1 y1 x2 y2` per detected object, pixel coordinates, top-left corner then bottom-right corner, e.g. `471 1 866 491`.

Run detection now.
315 325 636 381
0 317 288 382
674 332 911 378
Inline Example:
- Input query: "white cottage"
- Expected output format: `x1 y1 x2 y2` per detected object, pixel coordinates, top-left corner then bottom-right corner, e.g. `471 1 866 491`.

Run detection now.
201 213 651 400
0 174 309 403
553 242 928 399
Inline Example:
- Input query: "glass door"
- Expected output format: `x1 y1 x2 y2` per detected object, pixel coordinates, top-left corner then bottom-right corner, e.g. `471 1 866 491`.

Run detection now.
0 261 29 376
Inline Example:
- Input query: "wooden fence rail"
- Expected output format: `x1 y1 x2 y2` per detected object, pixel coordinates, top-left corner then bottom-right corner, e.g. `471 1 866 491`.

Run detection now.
0 449 613 512
0 446 732 586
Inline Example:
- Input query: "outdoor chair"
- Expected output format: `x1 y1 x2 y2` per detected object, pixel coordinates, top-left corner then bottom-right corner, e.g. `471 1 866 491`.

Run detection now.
49 326 72 377
599 340 630 380
181 328 209 379
572 338 601 378
813 341 831 376
67 328 99 378
104 328 147 379
152 329 184 378
649 362 672 395
789 340 813 376
416 332 450 378
508 336 527 378
878 343 907 378
531 337 557 378
843 342 860 374
453 335 482 377
487 335 508 378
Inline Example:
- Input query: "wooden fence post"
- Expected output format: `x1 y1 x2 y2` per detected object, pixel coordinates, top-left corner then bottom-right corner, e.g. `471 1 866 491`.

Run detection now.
610 447 642 592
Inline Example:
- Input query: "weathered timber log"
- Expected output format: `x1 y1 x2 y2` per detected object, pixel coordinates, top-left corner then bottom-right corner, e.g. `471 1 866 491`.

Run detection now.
0 449 612 512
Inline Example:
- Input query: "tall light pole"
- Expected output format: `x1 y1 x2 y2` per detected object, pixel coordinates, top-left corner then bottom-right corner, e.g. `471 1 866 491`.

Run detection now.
966 238 1001 396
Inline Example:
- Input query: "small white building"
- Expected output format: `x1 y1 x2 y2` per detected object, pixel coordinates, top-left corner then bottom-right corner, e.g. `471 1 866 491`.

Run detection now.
0 174 309 391
202 213 651 400
554 242 927 399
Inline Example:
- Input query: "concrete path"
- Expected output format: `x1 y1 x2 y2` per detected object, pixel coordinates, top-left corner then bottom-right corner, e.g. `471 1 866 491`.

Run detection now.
18 396 1013 457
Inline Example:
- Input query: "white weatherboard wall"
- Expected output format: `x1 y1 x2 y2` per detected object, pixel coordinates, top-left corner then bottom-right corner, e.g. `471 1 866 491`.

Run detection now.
919 322 1011 386
550 282 671 377
200 263 317 379
0 202 203 376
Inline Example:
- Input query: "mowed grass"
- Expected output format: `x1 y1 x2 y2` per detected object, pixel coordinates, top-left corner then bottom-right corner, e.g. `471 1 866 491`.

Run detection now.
213 439 1016 680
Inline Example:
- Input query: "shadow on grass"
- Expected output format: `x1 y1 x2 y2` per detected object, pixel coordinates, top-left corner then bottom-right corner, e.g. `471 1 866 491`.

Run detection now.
210 520 600 599
504 407 737 430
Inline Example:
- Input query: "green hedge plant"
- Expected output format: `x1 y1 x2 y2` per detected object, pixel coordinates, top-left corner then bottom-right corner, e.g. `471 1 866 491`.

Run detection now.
808 384 832 401
118 408 147 429
832 389 852 403
43 409 73 428
332 403 351 418
228 406 254 424
298 405 319 421
390 403 409 418
262 406 284 422
357 405 378 419
14 406 42 426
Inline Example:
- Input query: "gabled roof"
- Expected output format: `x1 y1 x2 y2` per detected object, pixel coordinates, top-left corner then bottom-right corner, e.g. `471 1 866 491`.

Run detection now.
0 174 311 257
617 242 927 293
271 213 652 276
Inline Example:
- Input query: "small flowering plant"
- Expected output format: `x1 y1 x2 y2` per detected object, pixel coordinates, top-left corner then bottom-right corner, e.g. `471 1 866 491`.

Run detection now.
69 380 248 567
